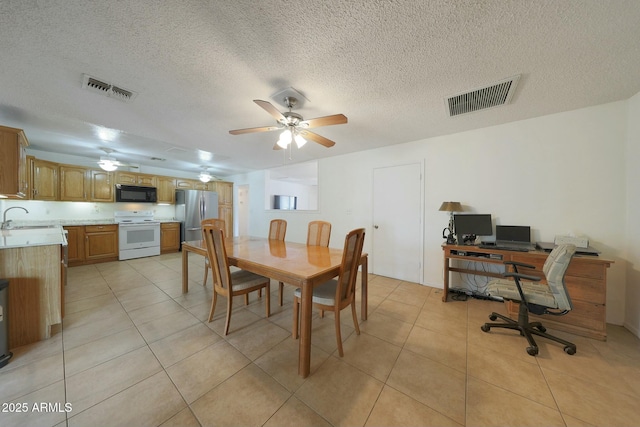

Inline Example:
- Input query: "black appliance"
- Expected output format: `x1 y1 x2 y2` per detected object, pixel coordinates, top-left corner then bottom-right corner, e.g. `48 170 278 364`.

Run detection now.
115 185 157 203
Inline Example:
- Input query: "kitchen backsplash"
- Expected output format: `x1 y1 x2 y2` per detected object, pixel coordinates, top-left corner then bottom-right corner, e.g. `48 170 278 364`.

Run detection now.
0 199 177 223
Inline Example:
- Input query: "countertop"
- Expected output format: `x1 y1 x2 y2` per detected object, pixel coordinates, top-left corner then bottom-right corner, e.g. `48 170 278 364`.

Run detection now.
0 225 67 249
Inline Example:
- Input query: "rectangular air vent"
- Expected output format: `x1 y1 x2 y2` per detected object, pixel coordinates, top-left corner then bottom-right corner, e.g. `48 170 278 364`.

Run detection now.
446 75 520 117
82 74 137 102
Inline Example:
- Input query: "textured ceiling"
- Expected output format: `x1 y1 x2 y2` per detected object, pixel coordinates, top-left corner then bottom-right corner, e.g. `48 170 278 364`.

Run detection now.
1 0 639 177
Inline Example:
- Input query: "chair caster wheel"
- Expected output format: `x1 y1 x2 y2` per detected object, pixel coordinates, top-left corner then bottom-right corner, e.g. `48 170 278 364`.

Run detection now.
489 314 498 321
526 346 539 356
536 325 546 333
481 324 490 333
564 346 576 355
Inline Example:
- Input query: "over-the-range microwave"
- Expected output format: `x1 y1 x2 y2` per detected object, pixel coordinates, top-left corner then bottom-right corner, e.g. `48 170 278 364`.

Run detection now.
115 184 157 203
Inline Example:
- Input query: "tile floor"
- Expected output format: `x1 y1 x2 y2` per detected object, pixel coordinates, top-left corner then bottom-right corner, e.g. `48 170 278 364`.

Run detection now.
1 252 640 426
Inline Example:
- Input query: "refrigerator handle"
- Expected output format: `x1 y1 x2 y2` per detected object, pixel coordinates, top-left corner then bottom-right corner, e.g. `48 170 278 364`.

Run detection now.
200 194 205 222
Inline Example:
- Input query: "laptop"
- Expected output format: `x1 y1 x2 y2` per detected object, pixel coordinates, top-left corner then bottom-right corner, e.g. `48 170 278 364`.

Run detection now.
493 225 535 251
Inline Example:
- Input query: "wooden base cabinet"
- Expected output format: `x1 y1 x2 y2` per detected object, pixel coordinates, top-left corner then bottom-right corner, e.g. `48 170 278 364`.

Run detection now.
0 244 62 348
65 224 118 266
160 222 180 253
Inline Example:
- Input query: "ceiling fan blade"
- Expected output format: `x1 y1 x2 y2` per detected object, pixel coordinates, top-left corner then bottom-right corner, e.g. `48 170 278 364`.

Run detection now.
299 130 336 148
254 100 286 122
300 114 348 129
229 125 281 135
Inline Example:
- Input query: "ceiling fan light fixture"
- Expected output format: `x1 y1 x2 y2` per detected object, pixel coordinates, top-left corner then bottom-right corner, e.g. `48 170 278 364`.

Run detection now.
294 133 307 148
199 168 212 183
277 129 292 149
98 156 118 171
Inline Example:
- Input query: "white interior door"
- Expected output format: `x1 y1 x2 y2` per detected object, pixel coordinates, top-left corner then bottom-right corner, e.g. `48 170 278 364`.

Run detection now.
372 163 423 283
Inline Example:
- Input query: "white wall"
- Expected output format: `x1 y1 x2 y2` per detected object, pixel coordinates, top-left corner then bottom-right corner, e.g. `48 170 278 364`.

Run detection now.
230 101 630 326
624 91 640 336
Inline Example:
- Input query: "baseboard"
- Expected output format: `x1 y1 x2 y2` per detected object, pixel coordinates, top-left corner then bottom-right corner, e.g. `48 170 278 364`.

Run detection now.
623 321 640 339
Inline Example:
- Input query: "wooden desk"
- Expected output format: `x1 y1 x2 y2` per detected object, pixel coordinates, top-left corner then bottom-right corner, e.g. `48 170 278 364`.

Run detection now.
181 237 369 377
442 244 612 340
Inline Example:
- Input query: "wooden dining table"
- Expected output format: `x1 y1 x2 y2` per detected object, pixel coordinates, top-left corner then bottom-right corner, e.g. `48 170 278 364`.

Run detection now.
181 236 368 378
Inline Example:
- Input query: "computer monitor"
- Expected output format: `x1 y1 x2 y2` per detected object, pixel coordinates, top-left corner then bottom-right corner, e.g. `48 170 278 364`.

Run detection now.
496 225 531 243
454 214 493 237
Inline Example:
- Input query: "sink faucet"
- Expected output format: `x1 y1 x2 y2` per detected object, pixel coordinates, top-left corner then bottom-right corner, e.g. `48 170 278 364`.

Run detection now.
1 206 29 229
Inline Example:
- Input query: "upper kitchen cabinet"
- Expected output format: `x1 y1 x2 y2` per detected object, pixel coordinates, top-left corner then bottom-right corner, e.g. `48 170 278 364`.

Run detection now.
116 171 157 187
90 169 114 202
0 125 29 198
59 166 114 202
175 178 194 190
215 181 233 236
216 181 233 205
156 176 176 204
30 157 59 201
59 165 89 201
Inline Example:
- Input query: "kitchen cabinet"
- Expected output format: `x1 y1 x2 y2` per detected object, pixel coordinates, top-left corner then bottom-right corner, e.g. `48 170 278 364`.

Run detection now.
60 166 114 202
84 224 118 262
157 176 176 204
116 171 157 187
65 226 85 266
160 222 181 253
64 224 118 265
193 181 211 190
0 243 63 348
59 165 89 201
90 169 114 202
216 181 233 236
31 158 59 201
0 125 29 198
175 178 194 189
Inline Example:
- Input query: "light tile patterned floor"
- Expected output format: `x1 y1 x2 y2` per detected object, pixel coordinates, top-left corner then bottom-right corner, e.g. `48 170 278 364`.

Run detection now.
1 252 640 426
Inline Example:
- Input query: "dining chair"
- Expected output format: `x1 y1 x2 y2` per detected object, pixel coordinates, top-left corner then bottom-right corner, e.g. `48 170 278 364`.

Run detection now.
278 220 332 306
292 228 365 357
269 219 287 240
203 224 271 335
201 218 226 287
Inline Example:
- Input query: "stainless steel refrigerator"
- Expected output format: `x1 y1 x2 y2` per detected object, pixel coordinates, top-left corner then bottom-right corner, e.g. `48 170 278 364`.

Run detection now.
175 189 219 244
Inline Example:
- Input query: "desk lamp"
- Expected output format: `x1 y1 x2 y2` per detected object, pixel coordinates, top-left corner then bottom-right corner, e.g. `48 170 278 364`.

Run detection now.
439 201 462 244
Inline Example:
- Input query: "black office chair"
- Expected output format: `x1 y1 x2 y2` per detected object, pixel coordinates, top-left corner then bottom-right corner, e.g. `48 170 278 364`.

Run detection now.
481 244 577 356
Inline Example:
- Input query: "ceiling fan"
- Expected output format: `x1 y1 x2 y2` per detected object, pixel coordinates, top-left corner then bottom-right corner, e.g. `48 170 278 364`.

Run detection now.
96 148 138 171
229 96 347 150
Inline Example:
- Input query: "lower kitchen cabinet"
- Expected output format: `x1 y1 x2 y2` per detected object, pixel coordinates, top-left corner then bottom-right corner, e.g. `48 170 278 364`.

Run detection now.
65 224 119 266
161 222 181 253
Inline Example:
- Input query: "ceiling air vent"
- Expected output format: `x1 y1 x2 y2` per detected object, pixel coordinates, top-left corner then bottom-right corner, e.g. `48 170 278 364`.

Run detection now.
82 74 137 102
445 75 520 117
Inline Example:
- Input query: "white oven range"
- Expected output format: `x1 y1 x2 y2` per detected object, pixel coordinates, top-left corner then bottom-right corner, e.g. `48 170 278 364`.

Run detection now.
114 210 160 260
